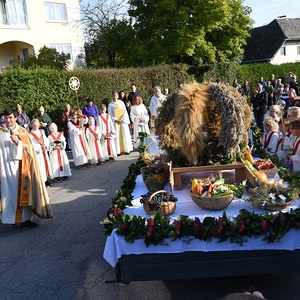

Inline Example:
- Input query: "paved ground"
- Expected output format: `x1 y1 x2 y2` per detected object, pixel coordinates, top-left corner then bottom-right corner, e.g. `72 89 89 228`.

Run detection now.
1 151 300 300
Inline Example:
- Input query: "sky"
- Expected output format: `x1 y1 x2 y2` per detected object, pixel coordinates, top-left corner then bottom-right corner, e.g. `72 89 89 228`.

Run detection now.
244 0 300 27
80 1 300 28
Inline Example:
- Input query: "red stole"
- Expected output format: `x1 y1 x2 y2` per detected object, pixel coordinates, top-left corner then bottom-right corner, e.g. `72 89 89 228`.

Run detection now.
88 126 101 163
50 133 63 171
70 119 87 156
293 137 300 155
30 130 51 177
100 113 111 156
264 131 276 149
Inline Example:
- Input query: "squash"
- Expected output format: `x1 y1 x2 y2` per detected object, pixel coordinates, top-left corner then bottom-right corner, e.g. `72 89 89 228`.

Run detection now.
253 170 268 185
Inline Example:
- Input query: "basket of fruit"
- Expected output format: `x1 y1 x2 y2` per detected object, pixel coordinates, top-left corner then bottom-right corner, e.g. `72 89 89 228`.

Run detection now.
246 180 299 211
190 176 237 210
255 159 278 178
140 190 177 216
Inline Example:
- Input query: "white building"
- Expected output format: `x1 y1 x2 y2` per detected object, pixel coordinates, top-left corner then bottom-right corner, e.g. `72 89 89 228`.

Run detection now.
243 18 300 65
0 0 86 70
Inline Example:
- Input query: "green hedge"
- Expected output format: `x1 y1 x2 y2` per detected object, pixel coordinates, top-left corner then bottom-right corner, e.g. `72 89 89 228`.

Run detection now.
1 62 300 129
0 64 192 128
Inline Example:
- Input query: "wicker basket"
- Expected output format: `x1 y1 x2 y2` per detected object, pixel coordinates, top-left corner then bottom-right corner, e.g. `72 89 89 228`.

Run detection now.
262 200 293 211
143 190 176 216
140 165 169 192
142 139 164 167
190 192 234 211
258 166 278 178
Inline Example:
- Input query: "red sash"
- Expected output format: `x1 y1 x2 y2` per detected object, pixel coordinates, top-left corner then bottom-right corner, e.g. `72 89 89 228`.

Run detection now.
30 130 51 177
88 126 101 163
264 131 276 149
50 133 63 171
70 119 79 127
100 113 111 156
293 138 300 155
276 130 293 152
70 119 87 156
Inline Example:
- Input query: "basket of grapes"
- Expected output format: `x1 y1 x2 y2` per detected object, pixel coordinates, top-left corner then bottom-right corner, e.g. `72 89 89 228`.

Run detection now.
140 190 177 216
246 180 299 211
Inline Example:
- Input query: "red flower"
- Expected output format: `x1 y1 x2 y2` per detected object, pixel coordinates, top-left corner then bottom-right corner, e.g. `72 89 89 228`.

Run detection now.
217 217 223 236
107 206 123 218
262 218 268 232
119 221 129 235
239 219 245 233
194 217 201 238
173 220 182 233
147 218 155 237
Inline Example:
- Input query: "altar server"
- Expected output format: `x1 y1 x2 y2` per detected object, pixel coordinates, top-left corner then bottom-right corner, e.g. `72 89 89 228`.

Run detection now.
68 110 90 169
98 104 117 161
86 116 105 165
262 118 279 155
30 118 53 186
48 122 72 181
287 119 300 172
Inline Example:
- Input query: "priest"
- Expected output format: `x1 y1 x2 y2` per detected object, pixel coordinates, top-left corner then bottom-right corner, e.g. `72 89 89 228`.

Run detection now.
0 108 53 228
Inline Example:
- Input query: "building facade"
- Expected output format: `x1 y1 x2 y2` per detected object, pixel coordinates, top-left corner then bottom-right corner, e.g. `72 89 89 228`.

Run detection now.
0 0 86 70
242 18 300 65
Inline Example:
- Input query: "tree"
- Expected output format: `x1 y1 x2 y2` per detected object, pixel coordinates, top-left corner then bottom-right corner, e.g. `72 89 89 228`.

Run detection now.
127 0 253 66
81 0 131 68
19 46 69 70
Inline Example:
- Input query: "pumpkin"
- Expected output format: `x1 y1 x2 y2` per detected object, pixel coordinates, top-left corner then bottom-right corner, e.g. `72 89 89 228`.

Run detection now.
253 170 268 185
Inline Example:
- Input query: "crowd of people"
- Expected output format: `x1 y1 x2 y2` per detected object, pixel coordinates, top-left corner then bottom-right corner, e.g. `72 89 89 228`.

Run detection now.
234 72 300 173
0 84 170 227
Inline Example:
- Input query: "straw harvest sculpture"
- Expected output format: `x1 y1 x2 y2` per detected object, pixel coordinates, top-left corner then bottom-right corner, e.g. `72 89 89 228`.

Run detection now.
155 82 252 166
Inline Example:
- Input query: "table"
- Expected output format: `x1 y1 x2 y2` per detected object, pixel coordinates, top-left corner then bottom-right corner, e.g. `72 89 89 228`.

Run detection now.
103 170 300 283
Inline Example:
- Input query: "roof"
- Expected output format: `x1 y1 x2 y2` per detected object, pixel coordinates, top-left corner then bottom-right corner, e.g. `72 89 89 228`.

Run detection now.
242 18 300 64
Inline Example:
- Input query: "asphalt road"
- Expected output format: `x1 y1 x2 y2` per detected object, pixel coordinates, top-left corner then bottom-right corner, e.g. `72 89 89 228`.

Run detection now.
1 151 300 300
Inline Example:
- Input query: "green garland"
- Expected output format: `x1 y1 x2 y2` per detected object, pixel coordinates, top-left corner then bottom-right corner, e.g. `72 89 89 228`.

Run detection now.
101 158 300 247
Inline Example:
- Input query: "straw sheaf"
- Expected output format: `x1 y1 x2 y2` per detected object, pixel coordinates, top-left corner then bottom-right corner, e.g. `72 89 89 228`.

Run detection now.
174 82 210 165
155 93 180 149
209 83 250 158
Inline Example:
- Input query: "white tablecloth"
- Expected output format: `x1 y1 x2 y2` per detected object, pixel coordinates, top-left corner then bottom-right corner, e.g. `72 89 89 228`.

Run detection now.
103 173 300 267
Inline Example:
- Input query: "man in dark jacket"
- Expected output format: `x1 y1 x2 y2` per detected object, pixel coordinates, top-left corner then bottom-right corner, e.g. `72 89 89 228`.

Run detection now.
251 83 268 133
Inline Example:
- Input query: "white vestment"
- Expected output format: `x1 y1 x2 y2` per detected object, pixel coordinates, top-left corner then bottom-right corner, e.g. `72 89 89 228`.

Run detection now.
0 125 31 224
85 126 105 164
263 130 279 155
107 100 133 154
30 129 53 181
149 94 166 117
68 118 90 166
48 132 72 178
130 104 150 147
97 113 117 160
290 137 300 172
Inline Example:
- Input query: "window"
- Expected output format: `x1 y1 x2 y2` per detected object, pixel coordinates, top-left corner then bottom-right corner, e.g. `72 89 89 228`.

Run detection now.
50 44 72 59
45 2 67 22
297 45 300 56
0 0 27 26
280 46 286 56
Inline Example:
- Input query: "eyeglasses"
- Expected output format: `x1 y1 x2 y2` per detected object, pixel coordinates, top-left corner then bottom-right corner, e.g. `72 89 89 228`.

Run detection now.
291 128 300 130
288 115 295 118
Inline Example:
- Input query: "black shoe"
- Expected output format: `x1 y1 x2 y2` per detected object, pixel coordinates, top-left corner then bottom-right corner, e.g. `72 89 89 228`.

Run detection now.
54 177 63 182
19 220 38 228
62 176 70 180
45 180 52 188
